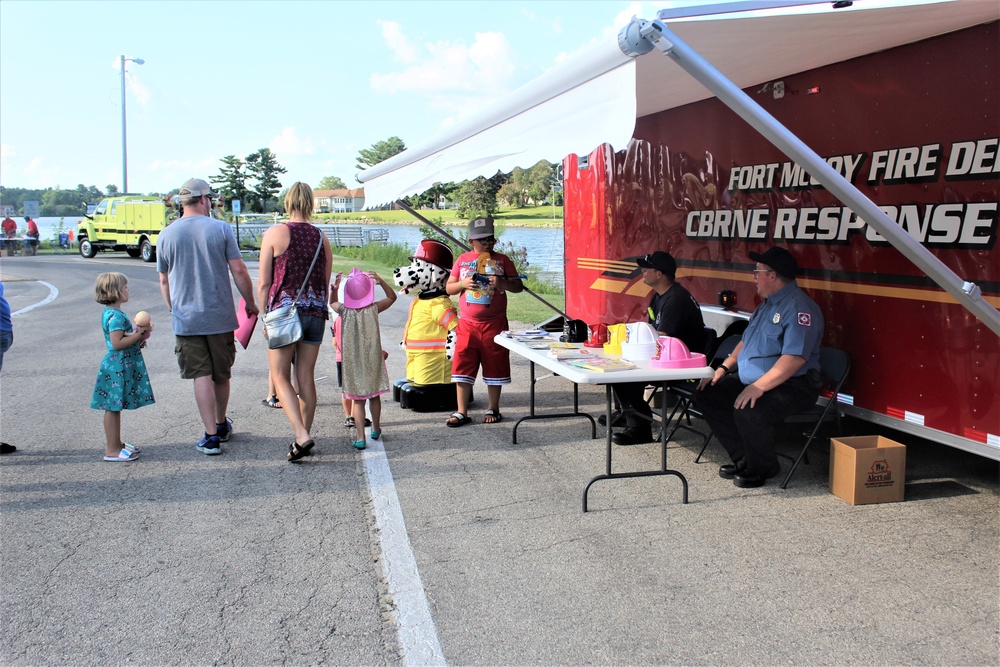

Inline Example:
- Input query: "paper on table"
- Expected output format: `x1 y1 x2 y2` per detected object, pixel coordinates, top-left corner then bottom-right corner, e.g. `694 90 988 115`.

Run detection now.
235 298 257 349
547 347 594 359
565 357 636 372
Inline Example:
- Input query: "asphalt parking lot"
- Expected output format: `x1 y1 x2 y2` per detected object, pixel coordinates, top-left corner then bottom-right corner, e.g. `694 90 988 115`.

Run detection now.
1 256 997 666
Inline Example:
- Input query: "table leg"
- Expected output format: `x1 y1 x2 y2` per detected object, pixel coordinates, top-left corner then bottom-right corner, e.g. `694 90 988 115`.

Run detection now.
513 361 597 445
583 383 689 512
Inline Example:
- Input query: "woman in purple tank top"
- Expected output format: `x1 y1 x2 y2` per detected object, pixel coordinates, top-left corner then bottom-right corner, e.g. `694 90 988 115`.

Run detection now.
256 182 333 461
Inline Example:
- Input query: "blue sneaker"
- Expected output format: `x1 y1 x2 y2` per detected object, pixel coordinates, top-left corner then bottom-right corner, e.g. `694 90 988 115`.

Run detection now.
216 417 233 442
197 434 222 455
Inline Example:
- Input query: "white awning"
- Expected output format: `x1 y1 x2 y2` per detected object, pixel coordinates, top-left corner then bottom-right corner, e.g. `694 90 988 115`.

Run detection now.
358 0 1000 207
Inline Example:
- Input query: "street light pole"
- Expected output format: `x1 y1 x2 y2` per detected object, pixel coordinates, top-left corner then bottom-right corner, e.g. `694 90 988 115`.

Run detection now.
120 55 144 195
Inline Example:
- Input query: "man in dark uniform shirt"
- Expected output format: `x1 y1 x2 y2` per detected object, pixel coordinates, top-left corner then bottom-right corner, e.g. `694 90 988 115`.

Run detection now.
609 250 706 446
694 246 824 488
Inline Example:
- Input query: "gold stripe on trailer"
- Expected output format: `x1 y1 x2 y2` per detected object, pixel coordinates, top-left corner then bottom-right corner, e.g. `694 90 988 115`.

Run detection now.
579 260 1000 308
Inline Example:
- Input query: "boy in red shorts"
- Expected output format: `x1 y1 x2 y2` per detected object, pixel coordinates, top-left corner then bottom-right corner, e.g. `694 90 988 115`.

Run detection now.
445 217 524 426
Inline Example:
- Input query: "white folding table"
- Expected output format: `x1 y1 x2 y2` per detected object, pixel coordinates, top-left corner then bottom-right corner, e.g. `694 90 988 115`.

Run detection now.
495 334 713 511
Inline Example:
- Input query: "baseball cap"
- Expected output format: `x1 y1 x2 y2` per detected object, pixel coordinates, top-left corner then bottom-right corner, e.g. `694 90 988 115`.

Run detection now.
178 178 219 199
468 217 495 240
343 267 375 309
749 247 798 280
636 251 677 276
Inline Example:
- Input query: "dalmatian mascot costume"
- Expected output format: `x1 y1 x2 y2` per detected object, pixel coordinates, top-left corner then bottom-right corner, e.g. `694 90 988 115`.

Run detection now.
392 239 465 411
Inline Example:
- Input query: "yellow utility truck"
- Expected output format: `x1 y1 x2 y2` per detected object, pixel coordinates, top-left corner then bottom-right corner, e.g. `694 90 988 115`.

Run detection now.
77 196 175 262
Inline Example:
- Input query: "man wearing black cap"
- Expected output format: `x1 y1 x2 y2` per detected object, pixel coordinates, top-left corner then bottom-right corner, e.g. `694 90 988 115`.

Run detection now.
694 246 824 487
608 250 705 446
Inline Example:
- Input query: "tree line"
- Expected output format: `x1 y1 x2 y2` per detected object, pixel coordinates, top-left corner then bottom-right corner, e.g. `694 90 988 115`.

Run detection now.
0 135 561 219
318 136 562 218
0 184 109 217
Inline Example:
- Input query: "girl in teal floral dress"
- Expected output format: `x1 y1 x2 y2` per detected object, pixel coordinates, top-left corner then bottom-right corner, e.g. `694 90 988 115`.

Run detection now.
91 272 154 461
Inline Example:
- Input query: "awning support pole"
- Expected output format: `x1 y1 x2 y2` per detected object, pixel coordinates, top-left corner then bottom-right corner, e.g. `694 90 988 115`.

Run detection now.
394 200 571 321
631 18 1000 337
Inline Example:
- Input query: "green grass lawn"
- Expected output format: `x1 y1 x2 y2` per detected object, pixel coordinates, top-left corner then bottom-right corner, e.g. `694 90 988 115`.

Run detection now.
317 204 563 228
329 251 564 328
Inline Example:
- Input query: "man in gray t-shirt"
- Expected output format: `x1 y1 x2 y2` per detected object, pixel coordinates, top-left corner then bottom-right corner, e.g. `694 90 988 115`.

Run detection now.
157 178 259 455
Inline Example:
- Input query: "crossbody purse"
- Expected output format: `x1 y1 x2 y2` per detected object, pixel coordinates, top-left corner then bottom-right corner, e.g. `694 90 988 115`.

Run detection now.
262 233 324 349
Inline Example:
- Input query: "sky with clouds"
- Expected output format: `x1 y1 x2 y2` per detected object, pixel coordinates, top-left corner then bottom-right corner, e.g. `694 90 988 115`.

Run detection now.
0 0 678 195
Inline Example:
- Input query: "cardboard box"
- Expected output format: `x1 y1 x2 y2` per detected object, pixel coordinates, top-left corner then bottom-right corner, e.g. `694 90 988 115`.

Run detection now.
829 436 906 505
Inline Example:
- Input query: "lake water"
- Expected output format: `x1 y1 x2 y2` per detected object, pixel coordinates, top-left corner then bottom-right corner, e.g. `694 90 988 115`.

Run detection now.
24 217 566 287
22 216 82 241
378 224 565 287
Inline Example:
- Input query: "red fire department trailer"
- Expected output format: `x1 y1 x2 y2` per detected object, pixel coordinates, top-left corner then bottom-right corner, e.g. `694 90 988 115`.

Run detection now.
359 0 1000 459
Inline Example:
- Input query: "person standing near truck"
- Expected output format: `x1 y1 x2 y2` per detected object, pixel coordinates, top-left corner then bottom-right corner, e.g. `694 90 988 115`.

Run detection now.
24 217 39 255
157 178 259 456
694 246 824 488
1 215 16 256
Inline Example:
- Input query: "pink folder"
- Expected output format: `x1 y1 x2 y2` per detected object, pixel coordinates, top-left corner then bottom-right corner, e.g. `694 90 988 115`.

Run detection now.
235 298 258 349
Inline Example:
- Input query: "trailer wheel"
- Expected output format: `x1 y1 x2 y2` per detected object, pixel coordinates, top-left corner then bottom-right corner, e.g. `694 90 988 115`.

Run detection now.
79 237 97 259
126 247 141 258
140 239 155 263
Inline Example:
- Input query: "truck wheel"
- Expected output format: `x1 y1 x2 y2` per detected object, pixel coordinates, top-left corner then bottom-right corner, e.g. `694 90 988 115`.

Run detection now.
126 247 141 258
79 237 97 258
140 239 155 263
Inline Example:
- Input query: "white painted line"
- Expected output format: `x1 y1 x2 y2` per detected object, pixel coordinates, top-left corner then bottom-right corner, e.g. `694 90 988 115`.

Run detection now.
11 281 58 317
361 435 446 667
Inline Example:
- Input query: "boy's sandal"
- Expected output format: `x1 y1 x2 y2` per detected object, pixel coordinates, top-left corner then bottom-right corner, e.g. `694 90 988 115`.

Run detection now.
483 410 503 424
446 412 472 427
104 448 139 462
344 416 355 428
262 395 282 409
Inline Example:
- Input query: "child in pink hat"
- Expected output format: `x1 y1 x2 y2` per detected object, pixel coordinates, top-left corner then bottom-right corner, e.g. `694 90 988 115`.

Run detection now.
329 268 397 449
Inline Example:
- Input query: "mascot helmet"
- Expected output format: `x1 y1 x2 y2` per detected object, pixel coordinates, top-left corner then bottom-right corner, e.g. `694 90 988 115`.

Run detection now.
410 239 453 271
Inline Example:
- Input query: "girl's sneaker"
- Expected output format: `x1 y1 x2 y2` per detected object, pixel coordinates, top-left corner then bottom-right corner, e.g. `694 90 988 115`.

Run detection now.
370 429 382 440
352 439 366 450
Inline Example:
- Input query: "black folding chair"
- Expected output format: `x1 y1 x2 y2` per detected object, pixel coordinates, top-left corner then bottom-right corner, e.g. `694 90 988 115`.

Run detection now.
778 347 851 488
659 333 743 460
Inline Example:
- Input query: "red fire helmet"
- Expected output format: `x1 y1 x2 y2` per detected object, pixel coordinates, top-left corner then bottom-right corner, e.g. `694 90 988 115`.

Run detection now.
410 239 453 270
